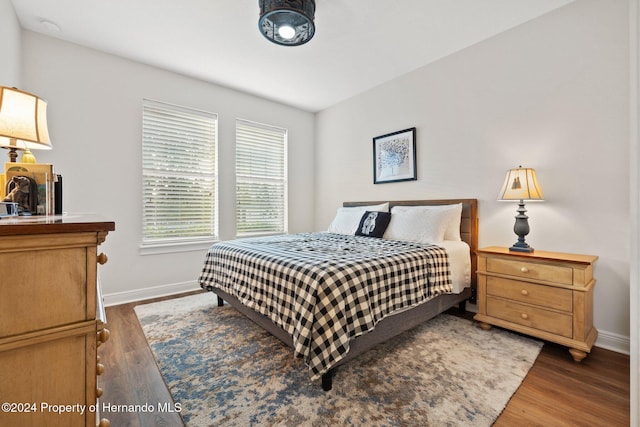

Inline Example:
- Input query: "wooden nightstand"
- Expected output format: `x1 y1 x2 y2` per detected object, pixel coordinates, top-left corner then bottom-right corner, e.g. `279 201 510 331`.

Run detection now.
473 246 598 362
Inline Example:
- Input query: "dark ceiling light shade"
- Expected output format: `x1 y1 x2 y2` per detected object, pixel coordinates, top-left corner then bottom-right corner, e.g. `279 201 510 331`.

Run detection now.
259 0 316 46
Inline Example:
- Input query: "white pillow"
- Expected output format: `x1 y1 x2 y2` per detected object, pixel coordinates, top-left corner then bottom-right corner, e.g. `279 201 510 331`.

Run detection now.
390 204 462 241
384 206 451 243
327 203 389 235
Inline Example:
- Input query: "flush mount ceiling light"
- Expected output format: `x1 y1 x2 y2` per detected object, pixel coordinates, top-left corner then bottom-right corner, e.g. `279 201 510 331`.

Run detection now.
259 0 316 46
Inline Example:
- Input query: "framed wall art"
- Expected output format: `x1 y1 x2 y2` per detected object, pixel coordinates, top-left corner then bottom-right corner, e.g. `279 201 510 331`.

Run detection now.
373 127 417 184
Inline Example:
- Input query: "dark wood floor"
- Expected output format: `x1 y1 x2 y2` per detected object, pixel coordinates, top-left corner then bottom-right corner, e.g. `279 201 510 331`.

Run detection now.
99 293 630 426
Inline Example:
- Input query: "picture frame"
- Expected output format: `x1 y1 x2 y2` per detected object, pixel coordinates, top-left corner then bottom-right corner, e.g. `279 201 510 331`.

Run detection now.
373 127 417 184
4 162 55 215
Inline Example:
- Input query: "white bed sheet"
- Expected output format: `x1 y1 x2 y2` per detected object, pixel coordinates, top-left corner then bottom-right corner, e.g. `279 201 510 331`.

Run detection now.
437 240 471 293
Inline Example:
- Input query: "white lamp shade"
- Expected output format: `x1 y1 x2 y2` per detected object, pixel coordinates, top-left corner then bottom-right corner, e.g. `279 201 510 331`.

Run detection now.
498 167 544 201
0 86 52 151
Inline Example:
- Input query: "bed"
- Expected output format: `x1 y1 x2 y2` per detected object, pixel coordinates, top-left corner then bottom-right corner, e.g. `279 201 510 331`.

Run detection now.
199 199 478 391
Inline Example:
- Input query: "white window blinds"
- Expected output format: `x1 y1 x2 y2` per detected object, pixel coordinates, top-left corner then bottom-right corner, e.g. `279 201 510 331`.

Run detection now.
235 119 288 236
142 99 218 247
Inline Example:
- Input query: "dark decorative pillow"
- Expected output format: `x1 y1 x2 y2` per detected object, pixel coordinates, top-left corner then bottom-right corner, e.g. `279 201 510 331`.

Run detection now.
355 211 392 238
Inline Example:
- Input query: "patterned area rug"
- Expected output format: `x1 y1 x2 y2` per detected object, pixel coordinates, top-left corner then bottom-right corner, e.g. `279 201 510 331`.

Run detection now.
135 293 542 426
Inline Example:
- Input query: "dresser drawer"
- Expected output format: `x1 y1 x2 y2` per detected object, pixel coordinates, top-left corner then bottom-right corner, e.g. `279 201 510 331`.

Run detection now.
0 324 97 426
486 276 573 312
487 297 573 338
486 257 573 285
0 246 92 337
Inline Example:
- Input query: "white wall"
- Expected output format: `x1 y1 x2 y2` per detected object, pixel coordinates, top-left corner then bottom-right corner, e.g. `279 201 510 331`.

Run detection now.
0 0 21 86
20 32 315 304
315 0 630 350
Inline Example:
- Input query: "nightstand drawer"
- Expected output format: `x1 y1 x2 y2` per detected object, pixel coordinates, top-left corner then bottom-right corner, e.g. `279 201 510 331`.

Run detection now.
486 257 573 285
486 277 573 312
487 297 573 338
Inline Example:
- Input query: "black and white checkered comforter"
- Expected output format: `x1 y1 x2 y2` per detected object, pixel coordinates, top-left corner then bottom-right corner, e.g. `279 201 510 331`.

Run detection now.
198 232 452 379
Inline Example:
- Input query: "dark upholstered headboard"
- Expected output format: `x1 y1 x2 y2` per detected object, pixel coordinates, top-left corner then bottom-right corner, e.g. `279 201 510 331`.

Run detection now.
342 199 478 291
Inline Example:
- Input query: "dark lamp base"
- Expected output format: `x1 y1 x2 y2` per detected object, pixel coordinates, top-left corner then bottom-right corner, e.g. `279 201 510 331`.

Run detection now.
509 244 534 253
510 200 535 253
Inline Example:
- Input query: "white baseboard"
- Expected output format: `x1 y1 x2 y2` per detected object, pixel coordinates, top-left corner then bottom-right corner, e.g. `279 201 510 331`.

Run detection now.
103 280 201 306
595 329 630 355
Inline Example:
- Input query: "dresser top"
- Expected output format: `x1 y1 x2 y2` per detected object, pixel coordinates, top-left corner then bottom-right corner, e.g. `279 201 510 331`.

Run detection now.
0 214 115 236
477 246 598 264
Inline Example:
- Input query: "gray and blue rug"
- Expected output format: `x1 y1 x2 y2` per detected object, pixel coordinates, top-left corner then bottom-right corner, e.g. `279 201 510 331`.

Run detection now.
135 293 542 426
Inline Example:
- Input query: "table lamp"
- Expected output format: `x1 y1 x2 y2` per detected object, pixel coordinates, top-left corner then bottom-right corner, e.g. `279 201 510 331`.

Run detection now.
0 86 52 163
498 166 544 252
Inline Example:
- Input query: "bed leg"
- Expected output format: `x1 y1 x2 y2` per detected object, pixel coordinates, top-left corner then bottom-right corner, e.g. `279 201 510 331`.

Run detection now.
321 369 334 391
217 295 224 307
458 300 466 314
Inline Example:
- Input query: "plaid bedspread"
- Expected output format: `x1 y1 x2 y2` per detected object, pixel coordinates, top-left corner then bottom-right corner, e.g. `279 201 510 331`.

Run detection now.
198 232 452 379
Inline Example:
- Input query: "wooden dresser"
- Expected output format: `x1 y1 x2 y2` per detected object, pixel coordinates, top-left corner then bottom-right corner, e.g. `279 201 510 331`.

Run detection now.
474 246 598 362
0 215 114 427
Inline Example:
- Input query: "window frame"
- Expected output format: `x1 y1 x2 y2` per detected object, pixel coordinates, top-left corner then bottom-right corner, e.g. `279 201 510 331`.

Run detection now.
140 99 219 255
235 118 288 238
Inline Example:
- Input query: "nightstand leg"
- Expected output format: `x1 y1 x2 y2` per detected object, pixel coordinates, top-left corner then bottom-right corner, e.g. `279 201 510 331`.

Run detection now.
568 348 587 362
478 322 492 331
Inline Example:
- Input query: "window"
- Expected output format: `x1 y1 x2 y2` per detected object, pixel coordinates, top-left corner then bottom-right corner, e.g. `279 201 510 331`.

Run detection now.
235 119 287 236
141 99 218 252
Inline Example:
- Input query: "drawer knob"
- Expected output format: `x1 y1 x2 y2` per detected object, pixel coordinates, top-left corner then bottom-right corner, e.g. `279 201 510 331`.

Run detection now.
97 362 105 375
520 267 529 273
521 289 529 296
97 252 108 265
520 313 529 320
98 419 111 427
96 386 103 398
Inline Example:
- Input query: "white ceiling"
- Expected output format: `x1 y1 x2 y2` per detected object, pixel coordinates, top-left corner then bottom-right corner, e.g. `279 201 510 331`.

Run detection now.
11 0 573 112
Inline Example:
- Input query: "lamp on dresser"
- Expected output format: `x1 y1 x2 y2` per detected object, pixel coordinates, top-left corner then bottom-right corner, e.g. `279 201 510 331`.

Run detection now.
0 86 52 163
498 166 544 253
